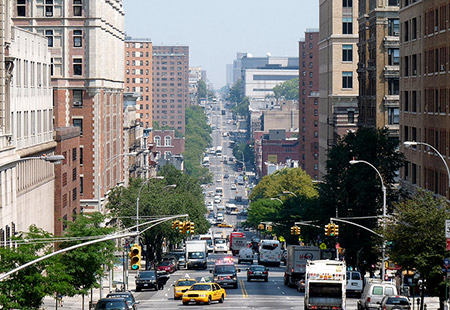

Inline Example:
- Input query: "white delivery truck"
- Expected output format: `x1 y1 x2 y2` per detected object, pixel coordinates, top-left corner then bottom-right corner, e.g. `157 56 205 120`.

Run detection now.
185 240 208 270
284 245 320 287
304 260 346 310
258 239 282 267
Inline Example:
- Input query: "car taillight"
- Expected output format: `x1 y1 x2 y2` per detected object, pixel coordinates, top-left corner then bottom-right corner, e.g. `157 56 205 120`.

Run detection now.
248 271 253 274
367 298 371 303
383 307 386 310
264 271 268 274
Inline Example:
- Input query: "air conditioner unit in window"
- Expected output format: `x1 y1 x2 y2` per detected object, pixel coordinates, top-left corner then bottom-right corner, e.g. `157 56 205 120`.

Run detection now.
73 101 82 106
435 26 439 32
441 64 445 71
393 31 399 36
413 69 417 75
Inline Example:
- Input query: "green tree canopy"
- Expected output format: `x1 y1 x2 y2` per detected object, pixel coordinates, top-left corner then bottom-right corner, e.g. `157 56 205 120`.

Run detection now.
197 80 207 102
273 78 299 100
385 190 450 306
228 79 244 103
232 141 255 172
231 96 249 119
319 127 405 272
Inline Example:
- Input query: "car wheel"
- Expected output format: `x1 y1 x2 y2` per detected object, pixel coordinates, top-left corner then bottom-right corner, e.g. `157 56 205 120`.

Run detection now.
135 287 141 292
247 277 251 282
238 260 241 264
155 286 159 291
183 301 189 305
233 283 238 289
219 295 224 303
207 296 212 305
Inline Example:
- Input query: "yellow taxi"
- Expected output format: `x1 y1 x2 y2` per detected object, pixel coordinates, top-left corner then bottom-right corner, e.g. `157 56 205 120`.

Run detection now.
182 282 226 305
217 223 233 228
173 278 197 300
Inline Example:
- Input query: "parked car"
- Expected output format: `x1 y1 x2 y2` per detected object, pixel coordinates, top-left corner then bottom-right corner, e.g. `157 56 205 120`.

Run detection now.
378 295 411 310
95 297 130 310
106 291 139 310
247 265 268 282
357 280 398 310
347 270 364 297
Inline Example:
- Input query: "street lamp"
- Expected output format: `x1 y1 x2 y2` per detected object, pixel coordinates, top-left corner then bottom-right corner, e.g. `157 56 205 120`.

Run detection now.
98 152 138 213
349 159 387 281
404 141 450 189
270 197 283 203
282 190 298 198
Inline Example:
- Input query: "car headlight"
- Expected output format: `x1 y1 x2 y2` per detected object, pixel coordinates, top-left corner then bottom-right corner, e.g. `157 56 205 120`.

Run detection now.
232 276 237 280
214 277 218 281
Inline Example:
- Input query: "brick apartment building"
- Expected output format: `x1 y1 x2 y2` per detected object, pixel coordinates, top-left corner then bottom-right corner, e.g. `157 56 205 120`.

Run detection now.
152 46 189 135
125 38 153 129
299 29 320 180
400 0 450 200
13 0 126 212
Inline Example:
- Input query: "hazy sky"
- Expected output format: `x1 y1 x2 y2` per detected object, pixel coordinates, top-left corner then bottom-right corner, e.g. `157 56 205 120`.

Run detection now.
123 0 319 89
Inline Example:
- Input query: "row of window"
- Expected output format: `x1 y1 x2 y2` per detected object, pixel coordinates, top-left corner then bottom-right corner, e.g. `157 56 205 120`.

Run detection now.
126 51 150 57
424 4 450 36
46 29 82 48
154 136 172 147
17 0 83 17
126 43 150 49
13 59 50 88
14 110 53 140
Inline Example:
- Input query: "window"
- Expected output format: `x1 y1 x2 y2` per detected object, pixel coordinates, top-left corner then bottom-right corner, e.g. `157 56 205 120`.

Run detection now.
388 78 399 95
348 111 355 123
343 0 352 7
73 118 83 135
154 136 161 146
388 48 400 66
388 0 399 5
72 188 77 201
342 45 353 61
80 147 83 165
164 136 172 146
45 0 53 17
388 108 399 124
388 19 400 36
343 18 353 34
80 176 84 194
72 168 77 181
73 58 82 75
73 0 82 16
73 89 83 106
342 72 353 89
63 173 67 186
73 30 82 47
46 30 54 47
72 148 77 161
17 0 26 16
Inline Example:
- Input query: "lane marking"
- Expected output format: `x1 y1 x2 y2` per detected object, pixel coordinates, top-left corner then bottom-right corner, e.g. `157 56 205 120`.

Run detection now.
239 279 249 298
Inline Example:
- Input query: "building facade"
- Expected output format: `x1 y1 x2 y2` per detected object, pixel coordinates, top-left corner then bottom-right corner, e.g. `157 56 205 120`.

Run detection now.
299 29 320 180
13 0 126 212
400 0 450 200
319 0 360 178
125 38 152 129
152 46 189 135
358 0 400 138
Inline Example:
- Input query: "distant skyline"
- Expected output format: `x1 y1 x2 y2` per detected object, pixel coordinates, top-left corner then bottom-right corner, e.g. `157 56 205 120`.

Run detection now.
123 0 319 89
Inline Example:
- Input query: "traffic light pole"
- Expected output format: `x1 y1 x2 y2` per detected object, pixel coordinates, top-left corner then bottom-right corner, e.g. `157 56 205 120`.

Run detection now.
329 217 382 237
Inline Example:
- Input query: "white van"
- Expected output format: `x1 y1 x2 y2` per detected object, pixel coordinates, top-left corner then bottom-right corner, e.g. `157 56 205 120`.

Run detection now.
346 270 363 297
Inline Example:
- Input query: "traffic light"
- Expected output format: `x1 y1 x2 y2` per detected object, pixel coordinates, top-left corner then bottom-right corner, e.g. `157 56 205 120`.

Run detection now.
296 226 301 235
178 220 184 232
291 226 296 235
172 220 178 230
330 223 337 236
267 225 272 232
189 222 195 234
185 221 191 234
182 221 188 234
324 224 331 236
129 244 141 270
333 224 339 236
258 224 265 230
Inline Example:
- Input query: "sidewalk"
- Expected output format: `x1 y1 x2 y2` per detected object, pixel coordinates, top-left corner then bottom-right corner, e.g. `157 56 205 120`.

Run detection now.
42 272 138 310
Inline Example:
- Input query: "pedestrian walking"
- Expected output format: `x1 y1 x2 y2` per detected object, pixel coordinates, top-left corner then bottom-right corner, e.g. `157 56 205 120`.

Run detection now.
57 293 63 307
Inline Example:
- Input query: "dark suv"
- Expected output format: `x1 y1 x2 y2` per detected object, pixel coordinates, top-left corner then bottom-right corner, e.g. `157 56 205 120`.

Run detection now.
210 263 240 289
95 297 130 310
135 270 158 292
106 291 139 310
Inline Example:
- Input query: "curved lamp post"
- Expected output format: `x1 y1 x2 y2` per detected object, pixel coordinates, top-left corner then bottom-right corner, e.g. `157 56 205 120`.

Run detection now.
349 159 386 281
282 190 298 198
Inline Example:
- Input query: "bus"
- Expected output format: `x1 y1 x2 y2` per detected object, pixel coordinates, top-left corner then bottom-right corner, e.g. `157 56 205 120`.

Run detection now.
215 187 223 197
215 146 222 156
258 239 282 267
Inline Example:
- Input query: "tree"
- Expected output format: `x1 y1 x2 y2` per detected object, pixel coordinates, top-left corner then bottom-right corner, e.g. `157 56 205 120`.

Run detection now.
273 78 299 100
232 141 255 172
59 213 116 308
319 127 405 272
385 190 450 310
197 80 207 104
228 79 244 104
0 226 72 310
231 97 249 119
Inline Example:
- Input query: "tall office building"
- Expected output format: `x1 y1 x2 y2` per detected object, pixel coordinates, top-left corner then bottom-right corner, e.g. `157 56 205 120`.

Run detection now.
152 46 189 135
400 0 450 200
13 0 126 212
319 0 360 178
299 29 320 180
125 38 152 129
358 0 400 138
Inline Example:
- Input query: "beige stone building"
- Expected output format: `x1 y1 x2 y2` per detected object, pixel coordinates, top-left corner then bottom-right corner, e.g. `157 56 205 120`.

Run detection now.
358 0 400 138
319 0 360 178
400 0 450 200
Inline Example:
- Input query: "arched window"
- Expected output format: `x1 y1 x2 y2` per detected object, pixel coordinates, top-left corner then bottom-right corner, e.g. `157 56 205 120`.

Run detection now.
164 135 172 146
154 136 161 146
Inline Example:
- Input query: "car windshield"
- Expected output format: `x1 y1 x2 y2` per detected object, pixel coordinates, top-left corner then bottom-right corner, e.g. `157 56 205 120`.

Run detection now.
188 252 205 259
177 280 196 286
138 271 156 279
386 298 410 305
216 239 226 244
107 294 133 304
96 300 127 310
352 273 361 280
250 266 265 271
190 284 211 291
215 265 236 274
159 261 172 266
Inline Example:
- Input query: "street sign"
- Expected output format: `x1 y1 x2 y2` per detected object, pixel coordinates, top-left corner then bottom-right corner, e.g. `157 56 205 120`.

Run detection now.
446 220 450 238
320 243 327 250
446 239 450 251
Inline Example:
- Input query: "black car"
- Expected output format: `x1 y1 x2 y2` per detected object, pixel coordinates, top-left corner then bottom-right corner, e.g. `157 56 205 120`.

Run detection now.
106 291 139 310
224 173 229 179
210 263 240 289
247 265 268 282
135 270 159 292
95 297 130 310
